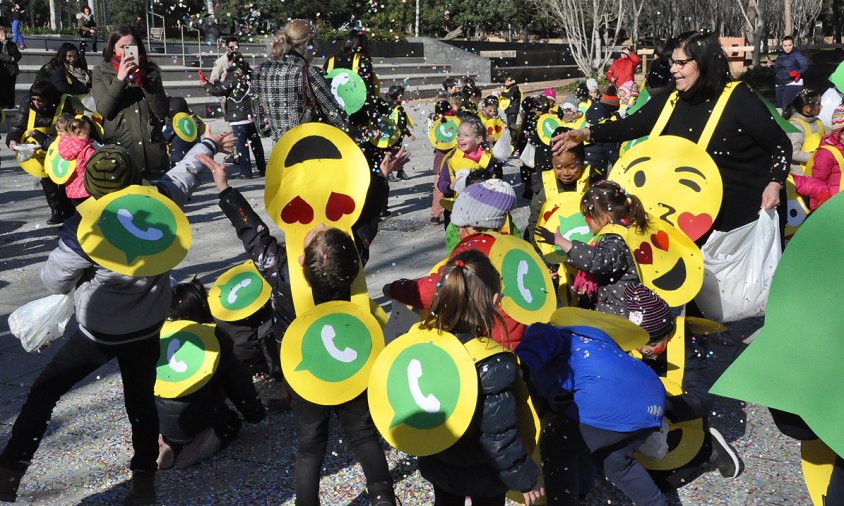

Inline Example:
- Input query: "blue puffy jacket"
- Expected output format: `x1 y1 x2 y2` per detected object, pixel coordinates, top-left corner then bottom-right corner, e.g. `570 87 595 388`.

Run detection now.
774 49 808 86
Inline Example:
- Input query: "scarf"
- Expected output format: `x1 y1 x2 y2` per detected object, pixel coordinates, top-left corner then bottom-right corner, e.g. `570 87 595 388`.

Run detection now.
111 55 145 88
462 145 485 162
66 63 90 85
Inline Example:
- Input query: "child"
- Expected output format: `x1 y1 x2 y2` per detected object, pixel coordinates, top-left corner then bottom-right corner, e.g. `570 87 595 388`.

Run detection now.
516 315 667 506
387 85 413 181
429 99 458 225
384 179 526 350
515 96 547 199
783 88 824 174
61 115 98 203
437 112 504 202
794 104 844 210
463 85 483 116
162 96 207 168
500 74 522 128
416 250 544 505
538 181 648 317
617 81 637 115
201 53 266 179
198 155 398 505
480 95 505 143
543 87 559 113
559 101 586 129
156 279 266 470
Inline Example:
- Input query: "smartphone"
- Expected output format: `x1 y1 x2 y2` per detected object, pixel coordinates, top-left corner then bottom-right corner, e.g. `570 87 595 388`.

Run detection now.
123 44 139 63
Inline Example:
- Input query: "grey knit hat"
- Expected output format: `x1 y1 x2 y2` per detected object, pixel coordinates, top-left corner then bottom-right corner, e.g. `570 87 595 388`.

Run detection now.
84 145 140 199
450 179 516 230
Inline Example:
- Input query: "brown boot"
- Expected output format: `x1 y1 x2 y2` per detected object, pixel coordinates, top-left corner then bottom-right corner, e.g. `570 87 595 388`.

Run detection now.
0 466 24 503
124 471 156 506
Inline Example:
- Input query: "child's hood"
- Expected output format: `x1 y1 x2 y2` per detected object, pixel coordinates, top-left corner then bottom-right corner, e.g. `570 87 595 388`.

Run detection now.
58 136 95 160
821 132 844 151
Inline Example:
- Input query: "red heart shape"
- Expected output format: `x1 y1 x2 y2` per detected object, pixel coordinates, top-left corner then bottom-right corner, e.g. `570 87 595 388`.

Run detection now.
651 230 670 251
280 196 314 225
495 124 503 133
326 192 356 222
543 205 559 223
677 212 713 242
634 242 654 265
487 127 495 136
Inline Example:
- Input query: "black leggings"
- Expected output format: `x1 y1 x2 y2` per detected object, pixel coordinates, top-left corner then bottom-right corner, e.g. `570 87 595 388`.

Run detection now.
292 391 391 505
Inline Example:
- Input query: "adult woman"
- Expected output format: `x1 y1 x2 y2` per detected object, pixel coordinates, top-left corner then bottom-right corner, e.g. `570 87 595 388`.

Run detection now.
555 30 790 234
92 26 169 178
252 19 347 142
0 25 22 108
10 3 24 49
40 43 91 97
77 5 98 52
5 81 79 224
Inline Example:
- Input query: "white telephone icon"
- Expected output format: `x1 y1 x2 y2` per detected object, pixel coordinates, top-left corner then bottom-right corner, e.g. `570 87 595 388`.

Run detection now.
516 260 533 304
117 208 164 241
330 73 350 109
407 359 441 413
439 124 455 138
226 277 253 304
563 225 591 241
166 339 188 373
321 324 358 363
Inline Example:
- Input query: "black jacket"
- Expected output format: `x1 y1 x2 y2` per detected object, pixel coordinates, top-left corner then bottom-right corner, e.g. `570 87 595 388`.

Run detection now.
6 94 78 148
49 64 90 96
501 85 522 117
0 39 21 76
418 335 539 497
203 69 255 124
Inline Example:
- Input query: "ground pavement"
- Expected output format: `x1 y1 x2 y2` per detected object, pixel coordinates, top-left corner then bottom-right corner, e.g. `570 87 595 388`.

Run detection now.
0 102 813 504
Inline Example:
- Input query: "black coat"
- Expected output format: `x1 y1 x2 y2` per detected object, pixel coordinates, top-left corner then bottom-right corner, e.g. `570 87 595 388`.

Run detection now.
203 69 255 124
0 39 21 76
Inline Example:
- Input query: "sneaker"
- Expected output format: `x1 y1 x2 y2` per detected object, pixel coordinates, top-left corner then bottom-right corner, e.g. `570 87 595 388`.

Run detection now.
429 216 442 225
0 465 24 502
174 428 222 469
124 471 155 506
708 427 742 478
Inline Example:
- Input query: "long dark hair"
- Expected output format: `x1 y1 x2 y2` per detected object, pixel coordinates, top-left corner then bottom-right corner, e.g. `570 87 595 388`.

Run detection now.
675 30 732 100
169 278 213 323
53 42 87 71
783 88 820 119
342 30 369 55
103 25 147 62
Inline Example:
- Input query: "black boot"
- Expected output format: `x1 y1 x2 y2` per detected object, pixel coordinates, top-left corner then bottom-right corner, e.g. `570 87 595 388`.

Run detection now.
40 178 73 225
367 480 397 506
124 470 156 506
0 465 24 502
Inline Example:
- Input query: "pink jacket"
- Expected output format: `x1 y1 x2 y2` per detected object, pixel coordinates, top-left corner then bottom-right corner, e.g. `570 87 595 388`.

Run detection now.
60 136 97 199
793 134 844 210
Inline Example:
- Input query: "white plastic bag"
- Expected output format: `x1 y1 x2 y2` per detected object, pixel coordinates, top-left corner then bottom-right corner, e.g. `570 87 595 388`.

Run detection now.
492 128 512 161
694 210 781 323
8 291 75 352
519 142 536 168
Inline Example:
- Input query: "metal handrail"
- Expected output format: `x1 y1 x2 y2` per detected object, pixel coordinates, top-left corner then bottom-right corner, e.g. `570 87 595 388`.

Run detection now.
147 11 167 54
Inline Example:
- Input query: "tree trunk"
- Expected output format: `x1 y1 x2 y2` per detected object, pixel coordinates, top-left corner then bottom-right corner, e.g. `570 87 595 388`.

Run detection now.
752 0 766 66
49 0 60 29
835 0 842 44
784 0 792 36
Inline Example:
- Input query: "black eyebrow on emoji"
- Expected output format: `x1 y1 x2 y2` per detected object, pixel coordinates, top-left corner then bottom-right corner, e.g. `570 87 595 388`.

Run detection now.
623 157 651 173
675 166 704 192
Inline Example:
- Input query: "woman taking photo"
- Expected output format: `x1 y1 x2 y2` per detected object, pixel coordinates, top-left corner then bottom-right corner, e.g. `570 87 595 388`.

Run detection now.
92 26 169 179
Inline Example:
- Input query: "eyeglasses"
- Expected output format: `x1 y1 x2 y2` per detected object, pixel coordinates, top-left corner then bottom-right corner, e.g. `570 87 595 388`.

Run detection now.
669 57 695 68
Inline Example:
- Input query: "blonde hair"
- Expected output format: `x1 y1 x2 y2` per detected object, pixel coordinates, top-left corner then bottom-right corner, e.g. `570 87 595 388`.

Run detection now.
271 19 315 58
55 113 74 136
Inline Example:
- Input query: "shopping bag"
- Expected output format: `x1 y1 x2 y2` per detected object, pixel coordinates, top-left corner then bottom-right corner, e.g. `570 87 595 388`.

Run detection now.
519 142 536 168
492 128 512 161
8 291 75 352
694 210 781 323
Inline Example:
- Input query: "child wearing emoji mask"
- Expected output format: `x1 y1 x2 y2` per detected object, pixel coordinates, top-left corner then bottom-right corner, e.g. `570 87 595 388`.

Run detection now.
198 156 398 506
538 181 648 317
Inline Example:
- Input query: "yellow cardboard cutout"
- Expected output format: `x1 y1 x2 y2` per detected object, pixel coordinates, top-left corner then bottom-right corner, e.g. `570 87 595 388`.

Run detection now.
609 136 723 242
801 439 837 506
368 328 479 456
535 191 592 265
483 116 506 142
281 301 384 406
428 116 461 151
154 320 220 399
785 174 810 238
44 137 77 184
172 112 199 143
77 185 191 276
264 123 371 313
208 260 272 322
550 307 649 352
370 115 402 148
536 113 564 145
486 232 556 325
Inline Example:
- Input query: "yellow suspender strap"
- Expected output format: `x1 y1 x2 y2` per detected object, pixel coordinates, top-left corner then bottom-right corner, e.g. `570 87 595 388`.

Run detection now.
792 117 810 134
326 57 335 72
649 91 678 138
818 146 844 193
542 169 557 200
352 53 360 74
463 336 509 362
577 166 590 193
817 119 825 136
649 82 740 149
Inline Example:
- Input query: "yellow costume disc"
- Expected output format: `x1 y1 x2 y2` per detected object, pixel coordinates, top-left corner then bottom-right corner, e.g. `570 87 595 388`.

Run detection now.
801 439 838 506
609 136 723 242
785 174 809 239
77 185 191 276
154 320 220 398
428 116 461 151
368 328 479 456
369 115 401 149
172 112 199 143
486 232 556 325
483 116 506 142
535 192 592 265
550 307 649 352
281 301 384 406
45 137 77 184
17 147 47 178
536 113 564 146
208 260 271 322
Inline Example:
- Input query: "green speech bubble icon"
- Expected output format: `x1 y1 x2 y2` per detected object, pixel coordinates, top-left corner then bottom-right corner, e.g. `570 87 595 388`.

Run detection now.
100 194 177 263
435 120 459 143
558 213 593 244
502 249 546 311
387 343 460 429
219 271 263 311
49 148 71 179
156 331 206 383
326 69 367 115
542 117 561 138
295 313 372 382
177 117 196 138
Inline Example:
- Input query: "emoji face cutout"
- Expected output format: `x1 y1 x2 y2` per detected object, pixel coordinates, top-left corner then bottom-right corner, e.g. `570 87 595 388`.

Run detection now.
785 174 809 238
483 116 506 142
77 185 191 276
535 192 593 264
281 301 384 406
368 328 479 456
208 260 272 322
610 136 723 241
429 116 461 151
619 220 704 307
154 320 220 399
536 113 564 146
45 137 77 184
325 68 367 115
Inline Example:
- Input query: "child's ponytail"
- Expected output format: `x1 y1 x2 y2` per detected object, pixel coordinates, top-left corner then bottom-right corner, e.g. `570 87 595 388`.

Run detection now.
581 180 650 233
421 250 506 339
626 193 649 233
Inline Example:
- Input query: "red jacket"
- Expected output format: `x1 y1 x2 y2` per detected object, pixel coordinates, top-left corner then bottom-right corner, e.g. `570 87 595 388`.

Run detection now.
605 52 641 87
794 134 844 210
385 233 526 351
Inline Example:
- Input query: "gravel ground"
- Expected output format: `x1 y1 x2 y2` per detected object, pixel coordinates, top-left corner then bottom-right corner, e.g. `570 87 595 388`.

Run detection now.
0 103 813 505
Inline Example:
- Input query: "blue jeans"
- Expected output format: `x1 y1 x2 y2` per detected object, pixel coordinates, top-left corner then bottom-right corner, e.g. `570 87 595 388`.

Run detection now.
11 20 25 47
231 122 266 178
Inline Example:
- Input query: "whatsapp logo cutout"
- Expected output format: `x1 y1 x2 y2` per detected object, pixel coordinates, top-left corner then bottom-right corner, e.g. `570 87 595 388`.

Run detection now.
158 331 206 383
502 249 546 312
219 271 263 311
100 194 177 263
387 343 460 429
325 69 367 114
154 321 220 399
296 313 373 383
